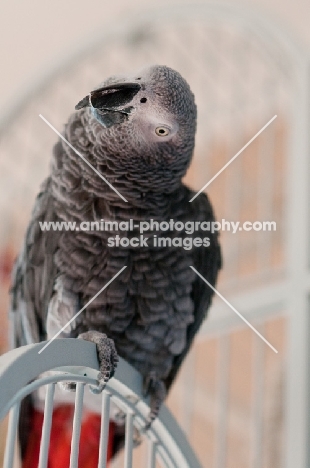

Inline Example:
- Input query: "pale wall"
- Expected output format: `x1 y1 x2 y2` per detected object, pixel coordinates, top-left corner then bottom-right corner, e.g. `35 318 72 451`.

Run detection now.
0 0 309 122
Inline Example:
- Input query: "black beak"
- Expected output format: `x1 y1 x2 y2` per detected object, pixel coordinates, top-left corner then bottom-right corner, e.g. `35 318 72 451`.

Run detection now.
75 82 141 128
75 82 141 110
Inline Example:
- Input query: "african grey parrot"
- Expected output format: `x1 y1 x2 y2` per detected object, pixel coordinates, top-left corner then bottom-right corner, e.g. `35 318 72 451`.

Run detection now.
10 65 221 464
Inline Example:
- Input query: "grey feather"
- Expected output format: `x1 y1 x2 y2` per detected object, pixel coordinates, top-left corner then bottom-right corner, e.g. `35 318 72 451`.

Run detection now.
10 64 221 451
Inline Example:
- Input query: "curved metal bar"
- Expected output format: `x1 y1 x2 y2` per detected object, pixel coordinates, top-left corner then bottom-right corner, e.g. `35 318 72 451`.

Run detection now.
0 374 98 418
0 340 202 468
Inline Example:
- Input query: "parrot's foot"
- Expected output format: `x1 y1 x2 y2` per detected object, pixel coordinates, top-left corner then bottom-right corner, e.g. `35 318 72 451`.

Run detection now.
143 371 166 429
133 427 143 447
78 330 119 394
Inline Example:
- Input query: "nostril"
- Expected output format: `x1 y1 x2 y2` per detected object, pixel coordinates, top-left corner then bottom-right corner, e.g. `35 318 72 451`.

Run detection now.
140 97 147 103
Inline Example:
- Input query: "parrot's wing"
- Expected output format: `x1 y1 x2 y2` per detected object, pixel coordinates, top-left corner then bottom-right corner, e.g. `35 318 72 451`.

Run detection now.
164 191 222 390
9 176 60 347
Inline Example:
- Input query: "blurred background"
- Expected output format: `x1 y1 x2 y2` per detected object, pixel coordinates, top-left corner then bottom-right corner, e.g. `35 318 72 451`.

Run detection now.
0 1 309 467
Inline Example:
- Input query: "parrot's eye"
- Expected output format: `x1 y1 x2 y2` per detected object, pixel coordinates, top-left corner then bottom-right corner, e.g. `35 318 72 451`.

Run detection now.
155 127 170 137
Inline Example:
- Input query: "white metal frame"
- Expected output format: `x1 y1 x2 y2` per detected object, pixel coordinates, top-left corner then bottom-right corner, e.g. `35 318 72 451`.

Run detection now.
0 339 202 468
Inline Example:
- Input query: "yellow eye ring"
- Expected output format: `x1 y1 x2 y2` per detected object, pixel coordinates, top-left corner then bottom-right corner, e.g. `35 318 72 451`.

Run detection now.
155 127 170 137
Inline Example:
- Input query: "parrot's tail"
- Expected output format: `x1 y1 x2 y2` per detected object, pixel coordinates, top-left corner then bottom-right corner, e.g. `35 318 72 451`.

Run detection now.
21 405 115 468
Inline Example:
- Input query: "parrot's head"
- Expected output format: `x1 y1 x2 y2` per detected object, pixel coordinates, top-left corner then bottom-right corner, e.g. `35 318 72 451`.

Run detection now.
75 65 197 191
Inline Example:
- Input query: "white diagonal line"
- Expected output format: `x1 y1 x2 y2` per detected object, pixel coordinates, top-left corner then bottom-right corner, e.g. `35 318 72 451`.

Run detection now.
39 114 128 203
190 266 278 353
38 266 127 354
189 115 277 202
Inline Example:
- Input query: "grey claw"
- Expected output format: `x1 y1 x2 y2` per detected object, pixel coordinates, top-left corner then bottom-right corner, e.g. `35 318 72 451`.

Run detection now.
78 330 118 393
133 427 142 446
114 409 126 424
89 382 105 394
143 372 166 428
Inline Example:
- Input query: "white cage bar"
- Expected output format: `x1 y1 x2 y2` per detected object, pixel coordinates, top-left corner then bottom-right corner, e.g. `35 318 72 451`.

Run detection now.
0 339 202 468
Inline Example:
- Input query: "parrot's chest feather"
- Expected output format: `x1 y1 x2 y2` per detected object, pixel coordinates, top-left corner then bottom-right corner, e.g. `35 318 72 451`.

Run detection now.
55 225 196 379
51 148 199 378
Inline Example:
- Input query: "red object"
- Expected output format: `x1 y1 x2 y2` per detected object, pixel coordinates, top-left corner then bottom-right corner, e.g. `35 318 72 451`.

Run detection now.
22 405 115 468
0 247 15 283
